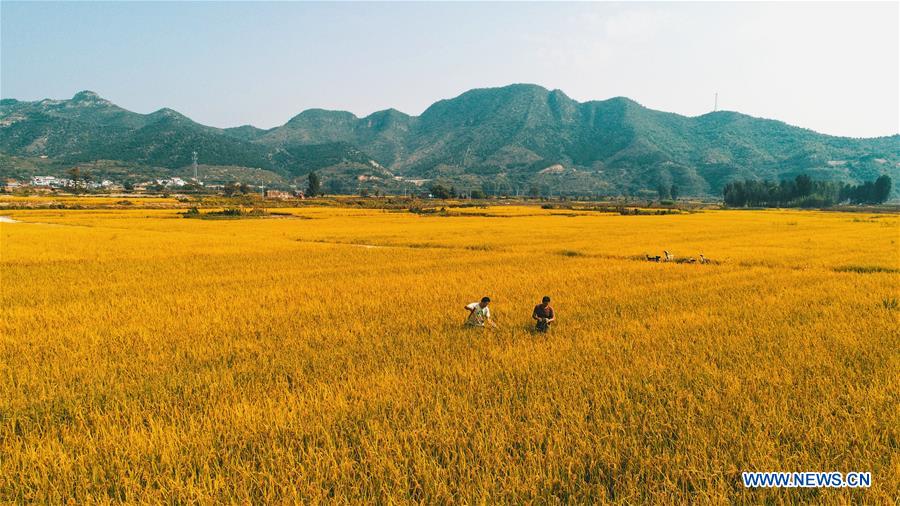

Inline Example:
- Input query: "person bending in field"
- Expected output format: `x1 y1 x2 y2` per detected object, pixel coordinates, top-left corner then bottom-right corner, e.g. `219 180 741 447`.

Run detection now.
532 296 555 332
465 297 497 328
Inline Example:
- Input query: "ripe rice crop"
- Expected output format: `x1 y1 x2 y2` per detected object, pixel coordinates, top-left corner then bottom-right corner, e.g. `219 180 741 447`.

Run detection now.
1 205 898 503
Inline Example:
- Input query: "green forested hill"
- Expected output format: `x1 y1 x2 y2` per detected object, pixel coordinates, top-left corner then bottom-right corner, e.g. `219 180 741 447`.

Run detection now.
2 85 897 195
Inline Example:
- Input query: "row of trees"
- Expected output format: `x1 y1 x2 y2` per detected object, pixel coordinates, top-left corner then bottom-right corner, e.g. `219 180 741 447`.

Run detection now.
657 184 679 201
429 182 588 199
723 174 892 208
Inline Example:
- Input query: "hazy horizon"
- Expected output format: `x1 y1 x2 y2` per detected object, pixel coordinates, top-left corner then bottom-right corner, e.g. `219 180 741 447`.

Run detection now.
3 2 898 138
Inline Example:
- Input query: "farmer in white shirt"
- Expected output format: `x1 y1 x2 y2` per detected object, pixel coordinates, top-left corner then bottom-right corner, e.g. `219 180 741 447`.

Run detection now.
464 296 497 328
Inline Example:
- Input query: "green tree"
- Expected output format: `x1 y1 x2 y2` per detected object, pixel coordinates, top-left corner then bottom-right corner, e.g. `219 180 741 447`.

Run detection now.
306 171 321 197
657 183 670 200
224 181 248 196
67 167 82 185
67 167 92 193
325 178 343 195
429 183 452 199
873 175 892 203
795 174 813 197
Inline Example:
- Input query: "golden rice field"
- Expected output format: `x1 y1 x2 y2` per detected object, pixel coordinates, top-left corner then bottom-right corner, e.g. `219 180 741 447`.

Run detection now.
1 203 898 503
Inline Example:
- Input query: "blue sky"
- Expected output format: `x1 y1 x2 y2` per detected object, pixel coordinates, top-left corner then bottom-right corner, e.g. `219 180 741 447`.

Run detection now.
2 2 897 137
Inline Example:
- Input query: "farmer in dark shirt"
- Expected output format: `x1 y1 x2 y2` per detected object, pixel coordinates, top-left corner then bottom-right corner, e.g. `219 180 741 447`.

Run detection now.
532 296 555 332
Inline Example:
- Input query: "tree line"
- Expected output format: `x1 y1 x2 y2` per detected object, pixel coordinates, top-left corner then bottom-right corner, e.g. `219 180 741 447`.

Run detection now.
723 174 892 208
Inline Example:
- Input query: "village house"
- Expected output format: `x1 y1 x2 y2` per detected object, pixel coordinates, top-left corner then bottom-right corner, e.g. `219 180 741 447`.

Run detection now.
264 189 293 200
154 177 188 188
99 180 124 191
2 179 22 192
31 175 60 187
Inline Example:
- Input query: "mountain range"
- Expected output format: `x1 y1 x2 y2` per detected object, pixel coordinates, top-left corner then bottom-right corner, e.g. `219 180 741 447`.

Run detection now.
1 84 897 196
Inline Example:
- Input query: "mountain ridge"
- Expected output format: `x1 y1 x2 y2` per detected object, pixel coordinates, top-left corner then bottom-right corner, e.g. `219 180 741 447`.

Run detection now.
1 84 897 196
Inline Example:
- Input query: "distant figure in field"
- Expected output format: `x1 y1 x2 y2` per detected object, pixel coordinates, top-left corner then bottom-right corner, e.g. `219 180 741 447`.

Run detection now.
465 297 497 328
532 296 556 332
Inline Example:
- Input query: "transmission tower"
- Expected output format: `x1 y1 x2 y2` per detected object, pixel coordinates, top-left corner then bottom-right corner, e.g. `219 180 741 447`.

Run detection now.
192 151 199 180
714 92 718 112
